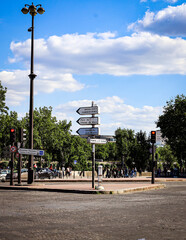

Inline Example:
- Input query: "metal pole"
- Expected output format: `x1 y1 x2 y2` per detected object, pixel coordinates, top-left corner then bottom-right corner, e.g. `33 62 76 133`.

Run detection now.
92 143 95 188
18 143 22 185
151 143 155 184
91 101 96 188
28 13 37 184
10 145 14 186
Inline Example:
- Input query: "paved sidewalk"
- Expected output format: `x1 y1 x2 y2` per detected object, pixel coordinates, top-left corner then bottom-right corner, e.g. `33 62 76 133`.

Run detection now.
0 179 166 194
1 177 185 194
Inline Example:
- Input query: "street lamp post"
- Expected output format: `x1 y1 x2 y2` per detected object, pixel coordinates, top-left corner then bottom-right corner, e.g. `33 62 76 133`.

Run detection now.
21 3 45 184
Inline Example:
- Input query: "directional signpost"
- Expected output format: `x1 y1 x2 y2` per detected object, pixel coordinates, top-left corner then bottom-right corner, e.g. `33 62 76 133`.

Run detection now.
76 127 99 136
18 148 44 156
76 102 105 189
76 106 99 115
77 117 99 125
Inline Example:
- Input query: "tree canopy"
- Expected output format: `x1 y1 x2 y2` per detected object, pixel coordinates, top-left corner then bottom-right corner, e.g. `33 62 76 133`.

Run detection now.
1 81 184 171
156 95 186 165
0 81 9 115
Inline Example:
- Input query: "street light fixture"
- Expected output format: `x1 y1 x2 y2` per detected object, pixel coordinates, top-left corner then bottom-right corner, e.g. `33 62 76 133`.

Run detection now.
21 3 45 184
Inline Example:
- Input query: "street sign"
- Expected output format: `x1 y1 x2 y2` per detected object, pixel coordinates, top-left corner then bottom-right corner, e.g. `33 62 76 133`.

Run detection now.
76 127 99 136
10 146 17 153
77 117 99 125
87 138 107 144
76 106 99 115
18 148 44 156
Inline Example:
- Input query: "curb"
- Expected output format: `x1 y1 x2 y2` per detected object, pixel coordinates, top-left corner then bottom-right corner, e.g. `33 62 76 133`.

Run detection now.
97 184 166 194
0 183 166 195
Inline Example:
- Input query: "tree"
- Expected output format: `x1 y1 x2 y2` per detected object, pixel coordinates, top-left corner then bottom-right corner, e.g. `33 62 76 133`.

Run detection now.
22 106 72 168
156 144 178 169
156 95 186 166
133 130 151 171
0 111 20 160
0 82 20 159
0 81 9 115
107 142 117 162
115 128 135 167
68 135 91 170
95 144 109 161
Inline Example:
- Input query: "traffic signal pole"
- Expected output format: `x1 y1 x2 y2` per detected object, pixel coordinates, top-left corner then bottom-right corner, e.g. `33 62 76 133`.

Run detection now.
151 143 155 184
10 143 14 186
150 131 156 184
10 128 16 186
18 143 22 185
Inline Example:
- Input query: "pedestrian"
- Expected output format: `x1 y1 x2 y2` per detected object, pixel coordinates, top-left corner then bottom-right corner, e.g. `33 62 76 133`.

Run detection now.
134 167 137 177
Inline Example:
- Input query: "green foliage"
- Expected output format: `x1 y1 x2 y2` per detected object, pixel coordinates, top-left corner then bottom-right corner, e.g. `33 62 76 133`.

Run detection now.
21 106 73 167
68 136 91 170
133 130 151 171
0 111 20 159
95 144 109 161
115 128 151 170
115 128 135 167
157 95 186 166
0 81 9 115
156 144 178 168
106 142 116 161
1 81 184 171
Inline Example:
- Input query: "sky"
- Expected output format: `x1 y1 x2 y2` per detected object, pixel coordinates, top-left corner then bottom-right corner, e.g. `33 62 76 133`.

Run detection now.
0 0 186 136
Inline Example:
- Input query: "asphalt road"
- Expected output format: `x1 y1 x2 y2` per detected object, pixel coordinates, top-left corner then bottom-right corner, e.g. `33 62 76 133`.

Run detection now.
0 182 186 240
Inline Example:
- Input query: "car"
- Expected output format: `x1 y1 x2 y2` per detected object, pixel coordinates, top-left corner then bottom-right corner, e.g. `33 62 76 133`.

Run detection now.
37 168 56 179
0 170 10 181
6 171 18 180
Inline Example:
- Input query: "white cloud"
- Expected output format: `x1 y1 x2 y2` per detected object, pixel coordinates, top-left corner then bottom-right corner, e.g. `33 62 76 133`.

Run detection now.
129 3 186 36
2 31 186 106
0 69 84 106
8 32 186 77
54 96 163 135
6 89 28 106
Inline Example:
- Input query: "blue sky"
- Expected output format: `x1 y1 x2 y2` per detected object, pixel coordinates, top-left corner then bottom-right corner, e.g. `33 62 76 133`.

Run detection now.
0 0 186 135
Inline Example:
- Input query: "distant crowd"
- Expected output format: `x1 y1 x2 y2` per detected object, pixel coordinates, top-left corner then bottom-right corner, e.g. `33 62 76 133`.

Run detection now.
156 166 186 178
104 167 138 178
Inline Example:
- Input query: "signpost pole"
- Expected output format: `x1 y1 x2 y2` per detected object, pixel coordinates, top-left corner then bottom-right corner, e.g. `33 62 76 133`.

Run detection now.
91 101 95 189
76 101 100 189
92 143 95 188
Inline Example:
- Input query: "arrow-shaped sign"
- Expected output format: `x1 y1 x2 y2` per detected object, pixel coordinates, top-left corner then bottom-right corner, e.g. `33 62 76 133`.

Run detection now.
76 127 99 136
76 106 99 115
77 117 99 125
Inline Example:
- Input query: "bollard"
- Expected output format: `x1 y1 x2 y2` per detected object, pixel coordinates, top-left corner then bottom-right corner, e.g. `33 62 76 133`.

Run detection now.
96 165 104 190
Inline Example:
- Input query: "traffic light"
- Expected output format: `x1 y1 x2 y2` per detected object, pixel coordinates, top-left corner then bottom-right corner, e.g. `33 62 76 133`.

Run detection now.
10 128 16 143
151 131 156 143
19 128 27 142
